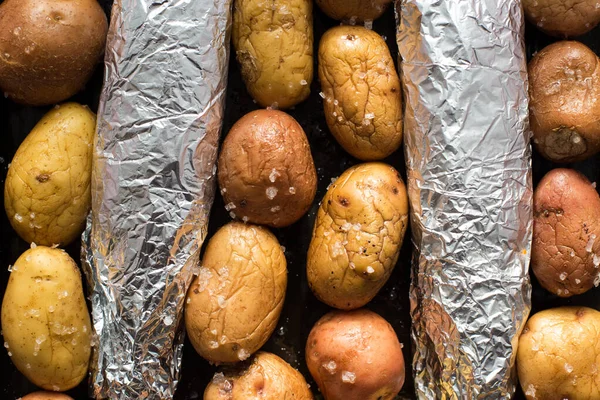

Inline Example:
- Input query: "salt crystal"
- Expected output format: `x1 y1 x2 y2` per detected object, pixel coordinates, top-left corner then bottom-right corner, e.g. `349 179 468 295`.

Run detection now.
14 214 23 223
269 169 280 182
217 296 226 308
242 216 249 223
594 273 600 287
288 187 296 194
349 262 356 270
337 116 343 122
209 341 219 349
7 265 12 272
52 386 60 391
571 250 576 258
525 384 536 397
349 16 357 25
365 113 375 119
565 363 573 373
196 268 213 293
575 279 581 284
220 335 228 344
319 92 326 99
366 266 375 274
300 79 308 86
280 245 286 253
30 242 37 249
224 202 236 211
82 325 87 333
7 351 12 357
3 342 8 348
341 371 356 384
237 348 250 360
57 290 69 299
323 360 337 374
341 222 352 231
220 188 227 194
559 272 567 281
363 20 373 29
333 99 339 106
586 234 596 252
229 211 236 219
186 297 191 304
266 187 278 200
593 253 600 267
163 315 173 326
333 112 338 117
593 182 597 189
270 206 281 213
25 363 31 369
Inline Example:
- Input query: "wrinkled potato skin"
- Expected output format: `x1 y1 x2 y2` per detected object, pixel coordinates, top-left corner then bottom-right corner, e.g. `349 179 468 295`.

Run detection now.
532 169 600 297
185 222 287 364
232 0 313 109
319 26 402 161
307 163 408 310
1 246 92 391
518 307 600 399
0 0 108 106
316 0 391 22
218 110 317 228
21 392 74 400
4 103 95 247
523 0 600 38
529 41 600 162
204 352 313 400
306 309 405 400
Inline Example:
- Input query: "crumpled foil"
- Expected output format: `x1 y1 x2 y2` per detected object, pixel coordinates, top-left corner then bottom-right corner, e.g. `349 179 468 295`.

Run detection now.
395 0 532 397
81 0 233 398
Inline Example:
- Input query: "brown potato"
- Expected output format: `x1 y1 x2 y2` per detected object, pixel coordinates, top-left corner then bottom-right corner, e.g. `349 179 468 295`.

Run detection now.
315 0 391 23
518 307 600 399
217 110 317 228
204 352 313 399
306 309 405 400
319 25 402 161
307 163 408 310
529 41 600 162
523 0 600 38
232 0 313 109
0 0 108 106
185 222 287 364
532 168 600 297
21 392 74 400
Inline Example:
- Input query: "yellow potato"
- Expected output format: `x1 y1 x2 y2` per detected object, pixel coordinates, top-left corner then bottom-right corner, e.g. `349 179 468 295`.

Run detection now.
21 392 74 400
1 246 92 391
232 0 313 109
319 26 403 160
307 163 408 309
4 103 95 246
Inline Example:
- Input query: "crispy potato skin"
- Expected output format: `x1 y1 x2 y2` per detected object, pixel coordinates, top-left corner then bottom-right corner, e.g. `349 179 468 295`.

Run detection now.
232 0 313 109
217 110 317 228
185 222 287 364
21 392 74 400
518 307 600 399
305 309 405 400
0 0 107 105
532 168 600 297
319 26 402 161
4 103 95 247
307 163 408 310
529 41 600 162
523 0 600 38
1 246 92 391
315 0 391 22
204 352 313 400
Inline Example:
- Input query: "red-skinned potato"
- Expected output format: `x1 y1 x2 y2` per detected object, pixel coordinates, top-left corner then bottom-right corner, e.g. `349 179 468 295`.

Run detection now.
315 0 392 23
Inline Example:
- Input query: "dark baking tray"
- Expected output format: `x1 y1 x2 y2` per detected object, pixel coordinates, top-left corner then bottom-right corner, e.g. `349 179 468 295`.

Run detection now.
1 1 599 398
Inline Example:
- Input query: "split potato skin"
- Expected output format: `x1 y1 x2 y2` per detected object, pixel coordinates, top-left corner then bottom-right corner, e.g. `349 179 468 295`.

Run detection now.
316 0 391 23
532 168 600 297
319 25 402 161
307 162 408 310
185 222 287 364
305 309 405 400
1 246 92 391
232 0 313 109
217 110 317 228
4 103 96 247
0 0 108 106
528 41 600 162
21 392 74 400
204 352 313 399
518 307 600 399
523 0 600 38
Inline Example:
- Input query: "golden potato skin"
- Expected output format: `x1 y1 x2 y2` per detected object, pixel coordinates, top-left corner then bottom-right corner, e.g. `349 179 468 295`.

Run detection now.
0 0 108 106
319 26 402 161
232 0 313 109
316 0 391 22
307 163 408 310
306 309 405 400
1 246 92 391
21 392 74 400
518 307 600 399
523 0 600 38
217 110 317 228
204 352 313 400
185 222 287 364
4 103 95 247
529 41 600 162
532 169 600 297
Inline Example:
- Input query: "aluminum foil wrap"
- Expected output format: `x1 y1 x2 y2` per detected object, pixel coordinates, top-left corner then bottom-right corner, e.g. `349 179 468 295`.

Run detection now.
81 1 232 398
396 0 532 397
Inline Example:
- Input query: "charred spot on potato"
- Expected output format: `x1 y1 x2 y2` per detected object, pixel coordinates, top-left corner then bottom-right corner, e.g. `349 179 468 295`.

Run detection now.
236 50 259 84
239 199 247 208
36 174 50 183
339 197 350 206
392 187 399 195
576 308 586 318
541 127 587 161
346 34 356 41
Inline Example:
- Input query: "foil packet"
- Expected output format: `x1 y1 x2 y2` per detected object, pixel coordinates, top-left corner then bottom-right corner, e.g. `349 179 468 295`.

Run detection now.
396 0 532 397
81 0 233 398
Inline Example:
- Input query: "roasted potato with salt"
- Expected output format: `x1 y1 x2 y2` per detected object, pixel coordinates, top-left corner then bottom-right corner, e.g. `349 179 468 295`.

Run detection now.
523 0 600 38
21 393 74 400
307 163 408 310
204 352 313 399
4 103 95 247
1 246 92 391
316 0 391 23
319 26 402 161
185 222 287 364
518 307 600 399
232 0 313 109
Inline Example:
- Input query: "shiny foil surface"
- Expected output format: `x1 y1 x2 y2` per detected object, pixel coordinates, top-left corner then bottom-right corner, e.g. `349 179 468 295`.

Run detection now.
81 0 233 398
396 0 532 398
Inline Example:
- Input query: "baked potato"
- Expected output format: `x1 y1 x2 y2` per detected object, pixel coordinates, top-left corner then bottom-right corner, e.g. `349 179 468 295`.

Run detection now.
1 246 92 391
232 0 313 109
185 222 287 364
21 393 74 400
307 162 408 310
315 0 391 23
319 25 402 161
523 0 600 38
4 103 95 247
